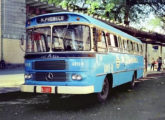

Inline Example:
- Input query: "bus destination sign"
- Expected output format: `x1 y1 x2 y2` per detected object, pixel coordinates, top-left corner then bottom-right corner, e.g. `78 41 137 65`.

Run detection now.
37 15 68 23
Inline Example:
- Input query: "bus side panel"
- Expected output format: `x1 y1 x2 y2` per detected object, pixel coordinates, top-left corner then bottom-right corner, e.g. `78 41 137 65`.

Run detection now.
94 75 106 92
137 56 144 79
112 71 134 87
137 69 144 79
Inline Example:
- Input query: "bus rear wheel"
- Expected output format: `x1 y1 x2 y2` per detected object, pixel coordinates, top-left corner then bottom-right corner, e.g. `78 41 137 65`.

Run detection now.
97 77 110 103
129 73 136 89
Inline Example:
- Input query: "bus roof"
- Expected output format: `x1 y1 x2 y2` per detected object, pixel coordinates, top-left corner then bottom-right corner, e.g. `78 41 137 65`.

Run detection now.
28 12 142 43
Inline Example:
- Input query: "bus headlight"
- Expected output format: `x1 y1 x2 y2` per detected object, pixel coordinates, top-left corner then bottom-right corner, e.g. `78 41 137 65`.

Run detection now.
25 74 32 79
72 74 82 81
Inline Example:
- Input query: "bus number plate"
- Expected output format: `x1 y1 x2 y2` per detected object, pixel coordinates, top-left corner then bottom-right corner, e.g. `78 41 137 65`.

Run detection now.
41 86 52 93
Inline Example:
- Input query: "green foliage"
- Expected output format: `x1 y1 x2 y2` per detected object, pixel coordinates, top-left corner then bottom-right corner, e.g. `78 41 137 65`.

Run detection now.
59 0 68 8
40 0 165 28
105 3 115 12
149 18 161 27
86 1 100 14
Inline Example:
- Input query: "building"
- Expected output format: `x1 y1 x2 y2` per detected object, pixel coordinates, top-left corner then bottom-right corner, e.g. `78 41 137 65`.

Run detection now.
0 0 26 67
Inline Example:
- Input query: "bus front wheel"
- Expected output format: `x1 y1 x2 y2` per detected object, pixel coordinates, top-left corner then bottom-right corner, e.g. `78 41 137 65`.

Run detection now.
97 77 110 103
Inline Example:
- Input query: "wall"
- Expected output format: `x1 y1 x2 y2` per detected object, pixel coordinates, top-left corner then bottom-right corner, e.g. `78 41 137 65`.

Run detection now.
1 0 26 39
3 38 25 64
0 0 26 65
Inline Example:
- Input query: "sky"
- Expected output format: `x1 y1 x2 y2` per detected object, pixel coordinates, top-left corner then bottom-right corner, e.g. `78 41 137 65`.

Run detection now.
130 12 165 35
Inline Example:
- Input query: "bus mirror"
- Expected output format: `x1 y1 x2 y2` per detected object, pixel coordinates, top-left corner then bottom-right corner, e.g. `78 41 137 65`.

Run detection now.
20 35 25 52
20 35 24 45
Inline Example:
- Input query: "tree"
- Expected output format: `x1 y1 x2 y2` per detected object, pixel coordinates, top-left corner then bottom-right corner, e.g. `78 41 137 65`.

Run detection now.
42 0 165 28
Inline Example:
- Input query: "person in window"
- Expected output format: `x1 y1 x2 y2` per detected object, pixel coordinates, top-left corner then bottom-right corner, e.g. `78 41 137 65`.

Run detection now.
66 45 72 51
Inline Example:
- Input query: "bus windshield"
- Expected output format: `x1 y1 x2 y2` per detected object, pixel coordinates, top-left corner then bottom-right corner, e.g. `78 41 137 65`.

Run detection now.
26 25 91 53
26 27 51 53
52 25 91 51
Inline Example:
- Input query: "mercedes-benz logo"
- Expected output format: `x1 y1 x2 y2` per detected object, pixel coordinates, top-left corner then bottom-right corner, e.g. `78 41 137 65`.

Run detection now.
46 73 54 81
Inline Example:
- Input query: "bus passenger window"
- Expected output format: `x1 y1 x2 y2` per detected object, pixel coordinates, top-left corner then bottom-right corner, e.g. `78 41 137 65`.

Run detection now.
140 44 143 53
118 37 123 50
127 40 130 51
134 43 137 52
130 41 133 51
123 40 127 50
121 39 124 49
97 31 107 52
114 35 118 47
110 34 115 47
106 33 111 46
137 44 139 53
132 42 135 53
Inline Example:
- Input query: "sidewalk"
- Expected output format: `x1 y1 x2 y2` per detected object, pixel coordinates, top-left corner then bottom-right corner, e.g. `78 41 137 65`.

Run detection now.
0 66 165 94
0 66 24 93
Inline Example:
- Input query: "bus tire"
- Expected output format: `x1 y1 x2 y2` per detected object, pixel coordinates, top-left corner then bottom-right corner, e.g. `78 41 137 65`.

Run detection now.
129 73 136 89
97 77 110 103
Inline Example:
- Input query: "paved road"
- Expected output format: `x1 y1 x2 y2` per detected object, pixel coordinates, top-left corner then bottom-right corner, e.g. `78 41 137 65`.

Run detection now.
0 75 165 120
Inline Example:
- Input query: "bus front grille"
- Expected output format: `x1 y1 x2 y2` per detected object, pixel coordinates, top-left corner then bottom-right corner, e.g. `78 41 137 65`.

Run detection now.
32 60 66 70
34 72 67 82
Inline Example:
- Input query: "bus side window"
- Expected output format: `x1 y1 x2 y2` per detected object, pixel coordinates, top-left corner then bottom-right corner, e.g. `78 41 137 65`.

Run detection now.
121 39 124 49
106 33 111 46
97 31 107 52
130 41 133 51
136 44 139 53
118 37 123 51
132 42 135 53
135 43 139 54
110 34 115 47
141 44 143 54
123 39 127 51
93 28 98 51
118 37 121 48
127 40 130 52
134 43 137 53
114 35 118 47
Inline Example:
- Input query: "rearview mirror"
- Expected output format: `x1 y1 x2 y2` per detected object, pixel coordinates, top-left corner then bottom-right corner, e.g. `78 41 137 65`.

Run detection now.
20 35 25 52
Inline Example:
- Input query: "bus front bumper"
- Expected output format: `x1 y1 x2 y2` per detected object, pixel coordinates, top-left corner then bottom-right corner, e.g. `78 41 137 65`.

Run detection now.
21 85 94 94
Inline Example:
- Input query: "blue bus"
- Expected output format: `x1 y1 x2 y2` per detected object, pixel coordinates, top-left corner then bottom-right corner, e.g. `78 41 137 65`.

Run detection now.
21 12 144 102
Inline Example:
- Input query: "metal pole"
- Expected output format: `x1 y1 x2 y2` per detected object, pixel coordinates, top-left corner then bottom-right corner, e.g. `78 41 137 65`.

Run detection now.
160 45 162 57
0 0 5 69
0 0 3 61
145 43 148 72
0 0 2 61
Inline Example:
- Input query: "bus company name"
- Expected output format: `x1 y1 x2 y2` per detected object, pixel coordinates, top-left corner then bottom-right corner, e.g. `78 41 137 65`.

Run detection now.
37 15 68 23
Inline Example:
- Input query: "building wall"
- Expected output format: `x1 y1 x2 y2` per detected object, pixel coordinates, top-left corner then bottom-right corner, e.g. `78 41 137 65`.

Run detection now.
0 0 26 65
1 0 26 39
3 38 25 64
